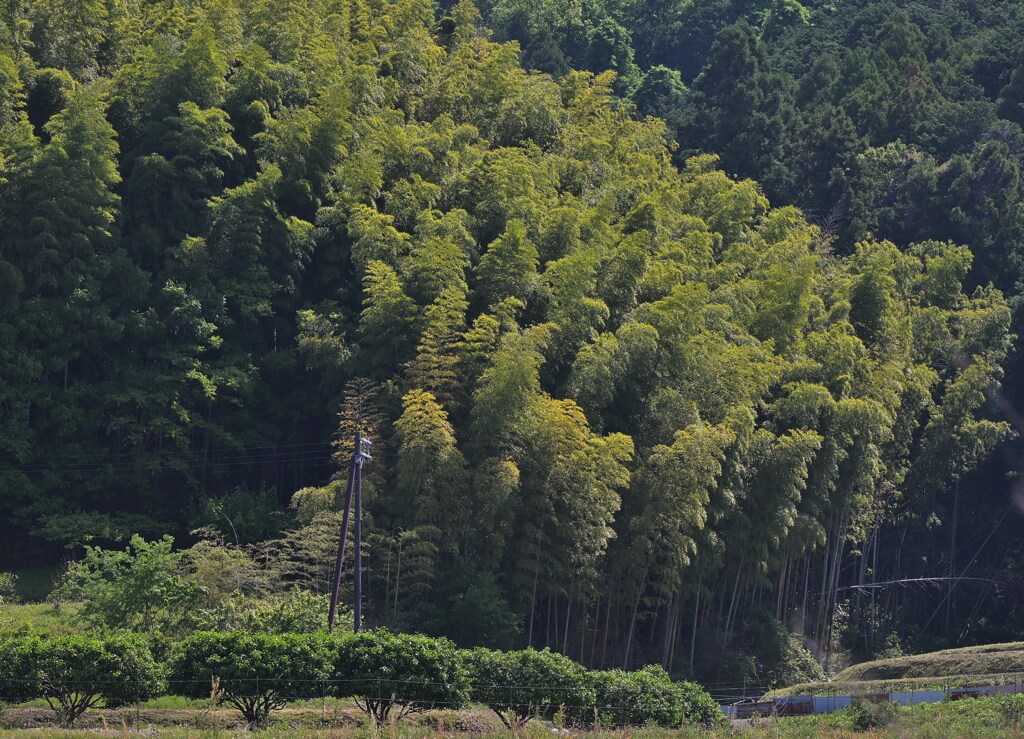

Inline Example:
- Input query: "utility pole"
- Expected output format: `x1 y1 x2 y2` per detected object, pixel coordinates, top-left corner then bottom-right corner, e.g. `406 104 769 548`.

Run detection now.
327 430 373 633
354 434 366 633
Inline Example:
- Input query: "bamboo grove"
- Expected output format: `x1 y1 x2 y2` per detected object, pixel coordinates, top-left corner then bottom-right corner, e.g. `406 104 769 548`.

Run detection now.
0 0 1016 686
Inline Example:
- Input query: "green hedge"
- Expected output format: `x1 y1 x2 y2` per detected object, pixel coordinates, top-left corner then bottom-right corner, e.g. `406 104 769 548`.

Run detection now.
465 647 595 727
170 631 331 727
589 664 722 728
0 629 721 730
0 633 164 727
678 678 725 728
331 629 470 724
591 665 685 727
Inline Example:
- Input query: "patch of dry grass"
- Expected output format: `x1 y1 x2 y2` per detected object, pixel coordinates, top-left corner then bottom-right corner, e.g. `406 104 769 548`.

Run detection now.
767 642 1024 698
836 643 1024 682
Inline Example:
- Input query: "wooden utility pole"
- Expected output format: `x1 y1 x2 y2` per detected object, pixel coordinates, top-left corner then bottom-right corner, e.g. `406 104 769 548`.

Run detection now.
354 435 365 632
328 430 372 633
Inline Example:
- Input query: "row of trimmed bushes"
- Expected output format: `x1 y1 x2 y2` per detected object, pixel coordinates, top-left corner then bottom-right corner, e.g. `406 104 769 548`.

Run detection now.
0 631 722 729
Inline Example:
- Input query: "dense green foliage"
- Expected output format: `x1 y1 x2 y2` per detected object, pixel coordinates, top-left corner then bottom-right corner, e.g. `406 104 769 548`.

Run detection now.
466 647 593 727
56 534 201 634
474 0 1024 673
0 0 1018 688
170 631 331 726
590 665 691 728
0 628 715 730
332 630 470 724
586 664 722 728
0 633 164 727
0 573 16 605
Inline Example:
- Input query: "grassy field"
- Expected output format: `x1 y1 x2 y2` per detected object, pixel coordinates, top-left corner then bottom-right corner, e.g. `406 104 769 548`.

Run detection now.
835 643 1024 682
769 671 1024 698
0 602 83 633
3 696 1024 737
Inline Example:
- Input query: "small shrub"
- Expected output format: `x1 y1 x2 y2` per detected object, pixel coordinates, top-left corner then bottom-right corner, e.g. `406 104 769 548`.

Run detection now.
846 699 898 730
241 590 333 633
193 589 339 634
0 633 164 727
331 630 469 725
0 572 18 605
1000 693 1024 730
678 679 725 728
779 631 825 685
55 535 201 634
465 647 593 728
590 665 683 727
170 631 331 727
182 539 267 603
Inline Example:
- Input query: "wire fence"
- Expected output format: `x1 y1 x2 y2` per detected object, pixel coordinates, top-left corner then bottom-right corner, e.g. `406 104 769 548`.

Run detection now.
0 676 717 716
722 671 1024 718
9 674 1024 727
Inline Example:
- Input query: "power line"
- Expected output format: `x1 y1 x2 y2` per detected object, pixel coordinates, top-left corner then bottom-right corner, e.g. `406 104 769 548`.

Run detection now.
909 494 1020 650
6 443 337 473
10 440 332 463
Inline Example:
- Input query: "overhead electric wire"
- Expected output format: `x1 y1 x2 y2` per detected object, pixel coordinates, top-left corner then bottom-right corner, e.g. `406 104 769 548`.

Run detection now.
5 437 401 477
13 440 333 462
909 494 1020 650
6 443 338 474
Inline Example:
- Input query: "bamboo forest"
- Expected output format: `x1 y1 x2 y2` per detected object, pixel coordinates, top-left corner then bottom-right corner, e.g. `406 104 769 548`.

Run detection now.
1 0 1024 697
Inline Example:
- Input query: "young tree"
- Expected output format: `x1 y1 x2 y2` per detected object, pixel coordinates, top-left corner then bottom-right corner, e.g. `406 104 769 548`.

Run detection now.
406 287 468 410
56 535 202 634
0 634 164 727
331 630 469 724
465 647 592 728
590 665 686 728
170 631 332 727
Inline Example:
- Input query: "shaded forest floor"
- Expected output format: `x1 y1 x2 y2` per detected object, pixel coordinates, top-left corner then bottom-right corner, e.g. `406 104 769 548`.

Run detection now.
4 696 1024 738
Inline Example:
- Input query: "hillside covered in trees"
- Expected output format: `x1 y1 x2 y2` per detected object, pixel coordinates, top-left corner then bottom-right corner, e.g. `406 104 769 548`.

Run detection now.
0 0 1019 687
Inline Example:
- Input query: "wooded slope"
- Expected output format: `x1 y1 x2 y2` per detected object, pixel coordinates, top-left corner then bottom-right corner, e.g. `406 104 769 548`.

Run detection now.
0 0 1014 685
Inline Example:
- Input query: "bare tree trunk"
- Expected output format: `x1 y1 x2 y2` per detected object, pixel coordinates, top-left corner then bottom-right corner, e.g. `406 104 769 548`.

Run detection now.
869 521 879 654
945 477 960 640
579 604 587 663
824 507 849 671
801 556 810 635
668 595 682 674
527 524 543 647
393 535 402 623
661 591 676 668
383 535 393 626
782 554 794 624
816 519 833 646
601 586 612 668
589 596 601 667
546 594 552 648
723 561 745 644
552 595 560 651
563 574 574 654
855 534 868 650
623 565 649 669
776 553 789 620
689 581 702 674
